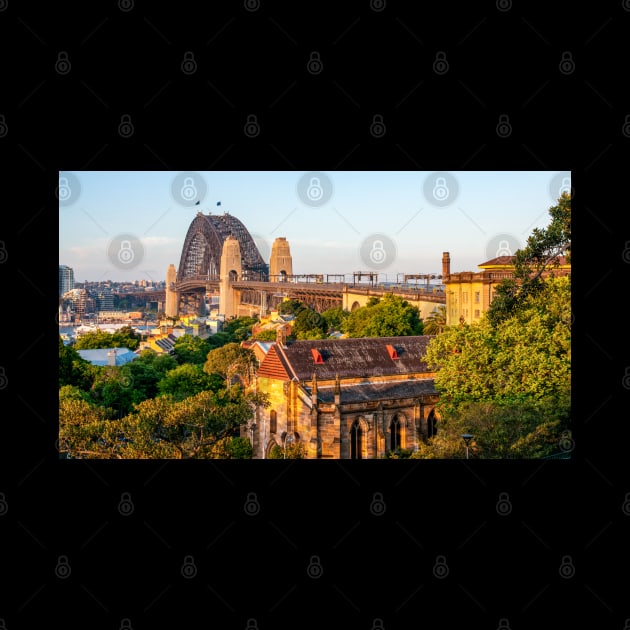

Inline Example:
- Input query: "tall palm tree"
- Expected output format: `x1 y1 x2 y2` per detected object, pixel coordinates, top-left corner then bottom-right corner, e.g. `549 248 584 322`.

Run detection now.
423 305 447 335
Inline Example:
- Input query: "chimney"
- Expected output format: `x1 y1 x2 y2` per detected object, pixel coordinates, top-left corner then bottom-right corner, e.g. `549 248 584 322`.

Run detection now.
334 373 341 406
276 325 287 347
107 348 117 366
442 252 451 279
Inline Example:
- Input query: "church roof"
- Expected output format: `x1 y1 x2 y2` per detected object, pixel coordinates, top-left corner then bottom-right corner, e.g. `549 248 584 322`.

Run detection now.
257 336 435 381
310 379 437 403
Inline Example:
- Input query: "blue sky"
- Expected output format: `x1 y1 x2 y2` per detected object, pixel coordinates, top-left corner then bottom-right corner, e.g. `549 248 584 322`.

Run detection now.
58 170 571 283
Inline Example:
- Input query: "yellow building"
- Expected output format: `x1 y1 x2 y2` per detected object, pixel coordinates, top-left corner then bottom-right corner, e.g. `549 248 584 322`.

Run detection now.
442 251 570 327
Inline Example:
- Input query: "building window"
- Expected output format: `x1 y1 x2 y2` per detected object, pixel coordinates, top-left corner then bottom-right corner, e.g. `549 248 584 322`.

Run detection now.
427 410 437 438
270 410 277 434
350 419 363 459
463 292 468 304
474 291 480 303
390 416 401 451
474 309 480 318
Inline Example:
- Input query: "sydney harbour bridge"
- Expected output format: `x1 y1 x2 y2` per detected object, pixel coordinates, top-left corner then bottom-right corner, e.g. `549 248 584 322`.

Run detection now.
137 212 446 319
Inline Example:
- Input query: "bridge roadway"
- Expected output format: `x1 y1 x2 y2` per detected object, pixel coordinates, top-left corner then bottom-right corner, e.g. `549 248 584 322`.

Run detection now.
116 277 446 317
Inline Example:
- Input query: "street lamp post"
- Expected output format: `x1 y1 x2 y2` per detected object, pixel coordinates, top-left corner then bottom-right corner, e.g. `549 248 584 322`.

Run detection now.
283 433 294 459
462 433 473 459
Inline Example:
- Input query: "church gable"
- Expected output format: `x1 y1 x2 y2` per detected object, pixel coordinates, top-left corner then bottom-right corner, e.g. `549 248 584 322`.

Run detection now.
256 344 292 380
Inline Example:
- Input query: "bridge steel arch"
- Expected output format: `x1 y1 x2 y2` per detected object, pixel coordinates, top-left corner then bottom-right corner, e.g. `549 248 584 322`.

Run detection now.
177 212 269 282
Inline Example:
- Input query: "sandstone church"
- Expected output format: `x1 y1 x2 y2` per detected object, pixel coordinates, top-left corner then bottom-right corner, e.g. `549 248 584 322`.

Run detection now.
245 330 440 459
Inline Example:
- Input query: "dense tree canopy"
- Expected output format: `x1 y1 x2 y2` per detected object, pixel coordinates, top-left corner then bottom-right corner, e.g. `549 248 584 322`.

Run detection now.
203 342 257 387
421 275 571 458
60 387 268 459
342 294 423 337
74 325 142 350
488 192 570 326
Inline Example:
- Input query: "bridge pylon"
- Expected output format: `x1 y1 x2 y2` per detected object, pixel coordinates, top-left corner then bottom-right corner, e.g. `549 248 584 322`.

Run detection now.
219 235 242 319
165 263 178 317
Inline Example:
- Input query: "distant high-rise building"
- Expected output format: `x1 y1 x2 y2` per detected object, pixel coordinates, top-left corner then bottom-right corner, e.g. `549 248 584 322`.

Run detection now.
59 265 74 297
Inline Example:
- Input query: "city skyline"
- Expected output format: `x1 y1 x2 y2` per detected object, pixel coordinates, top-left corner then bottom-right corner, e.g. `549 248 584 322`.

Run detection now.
58 170 571 283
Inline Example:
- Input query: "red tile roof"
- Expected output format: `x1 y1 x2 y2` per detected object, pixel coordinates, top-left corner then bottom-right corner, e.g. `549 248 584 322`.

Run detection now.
257 336 435 381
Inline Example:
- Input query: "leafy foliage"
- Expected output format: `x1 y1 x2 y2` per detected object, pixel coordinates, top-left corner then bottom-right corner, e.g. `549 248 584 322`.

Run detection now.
74 325 142 350
203 342 257 387
342 294 423 337
488 192 570 326
267 442 307 459
157 363 223 401
420 275 571 458
60 387 269 459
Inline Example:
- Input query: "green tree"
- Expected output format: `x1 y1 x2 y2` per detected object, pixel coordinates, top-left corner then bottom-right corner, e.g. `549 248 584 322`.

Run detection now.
411 396 570 459
321 306 350 332
74 326 142 350
59 397 120 458
488 192 571 326
89 366 136 418
342 294 424 337
267 442 307 459
207 436 254 459
203 342 257 387
251 329 278 342
423 305 447 335
59 336 95 390
292 308 328 340
60 387 269 459
277 298 304 316
157 363 223 401
173 334 211 365
223 316 258 342
421 275 570 458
